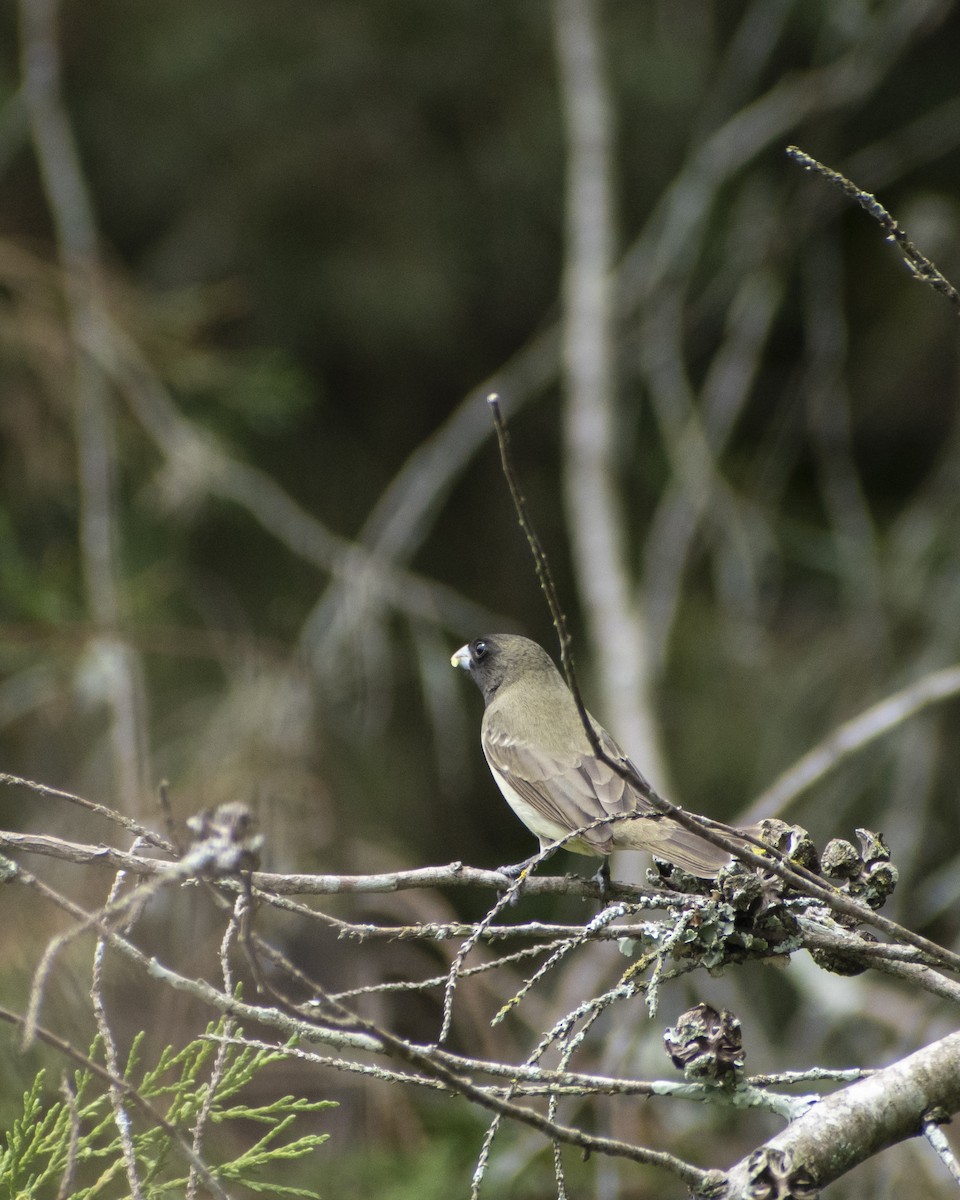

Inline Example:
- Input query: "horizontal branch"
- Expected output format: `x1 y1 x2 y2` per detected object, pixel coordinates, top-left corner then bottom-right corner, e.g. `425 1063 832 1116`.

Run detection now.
211 1034 810 1119
7 827 960 994
0 829 658 900
798 916 960 1005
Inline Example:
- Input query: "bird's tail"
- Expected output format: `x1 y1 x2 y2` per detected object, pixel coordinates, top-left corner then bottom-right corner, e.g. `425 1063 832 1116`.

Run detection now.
615 815 760 879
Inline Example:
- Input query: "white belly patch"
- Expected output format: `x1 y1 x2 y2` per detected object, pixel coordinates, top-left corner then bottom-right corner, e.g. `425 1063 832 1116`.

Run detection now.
487 764 603 856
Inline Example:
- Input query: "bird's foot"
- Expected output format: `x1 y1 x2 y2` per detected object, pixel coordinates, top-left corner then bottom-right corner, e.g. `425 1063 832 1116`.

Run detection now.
593 857 612 907
495 855 539 905
496 853 540 879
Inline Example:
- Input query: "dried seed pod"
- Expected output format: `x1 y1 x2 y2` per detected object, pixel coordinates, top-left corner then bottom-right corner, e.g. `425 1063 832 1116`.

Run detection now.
663 1002 744 1082
758 819 820 873
855 828 891 864
820 838 862 879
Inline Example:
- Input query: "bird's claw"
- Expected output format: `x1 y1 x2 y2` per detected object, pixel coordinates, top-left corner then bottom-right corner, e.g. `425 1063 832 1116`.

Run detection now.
594 857 612 907
496 853 540 879
495 856 538 905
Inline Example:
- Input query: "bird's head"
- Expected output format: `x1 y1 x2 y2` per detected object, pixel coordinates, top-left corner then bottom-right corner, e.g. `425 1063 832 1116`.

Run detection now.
451 634 558 705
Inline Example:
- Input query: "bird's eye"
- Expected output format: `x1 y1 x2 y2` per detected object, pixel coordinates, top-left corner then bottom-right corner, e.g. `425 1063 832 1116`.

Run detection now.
473 640 488 662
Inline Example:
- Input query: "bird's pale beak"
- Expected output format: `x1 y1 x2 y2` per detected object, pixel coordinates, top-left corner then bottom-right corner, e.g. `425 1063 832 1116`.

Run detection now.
451 644 471 670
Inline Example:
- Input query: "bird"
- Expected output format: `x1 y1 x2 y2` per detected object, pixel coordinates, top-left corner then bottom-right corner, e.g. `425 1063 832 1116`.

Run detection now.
451 633 742 880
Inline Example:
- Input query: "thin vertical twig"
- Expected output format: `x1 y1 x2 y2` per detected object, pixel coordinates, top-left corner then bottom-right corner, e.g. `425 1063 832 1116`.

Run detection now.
487 395 596 752
91 843 150 1200
187 898 244 1200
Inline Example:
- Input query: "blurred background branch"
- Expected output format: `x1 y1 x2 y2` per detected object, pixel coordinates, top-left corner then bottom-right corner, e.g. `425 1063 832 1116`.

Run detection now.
553 0 666 786
18 0 148 813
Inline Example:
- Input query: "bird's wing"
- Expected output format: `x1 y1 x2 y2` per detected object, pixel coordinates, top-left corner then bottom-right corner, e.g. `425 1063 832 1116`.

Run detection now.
481 718 615 851
579 724 658 817
487 710 734 873
587 729 733 875
483 710 733 876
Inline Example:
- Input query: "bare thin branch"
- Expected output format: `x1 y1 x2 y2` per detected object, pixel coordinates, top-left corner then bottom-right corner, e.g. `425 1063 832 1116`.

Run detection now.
923 1116 960 1187
187 899 243 1200
55 1073 81 1200
0 772 174 852
787 144 960 312
91 855 147 1200
487 394 583 698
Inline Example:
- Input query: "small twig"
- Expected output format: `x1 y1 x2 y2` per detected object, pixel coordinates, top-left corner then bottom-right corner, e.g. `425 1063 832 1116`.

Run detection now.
492 903 633 1027
25 871 167 1050
923 1111 960 1186
487 393 586 706
91 842 150 1200
335 914 674 943
645 908 697 1018
158 779 183 855
439 851 548 1044
862 951 960 1008
747 1068 873 1087
187 898 243 1200
0 772 174 853
332 940 567 1003
786 145 960 313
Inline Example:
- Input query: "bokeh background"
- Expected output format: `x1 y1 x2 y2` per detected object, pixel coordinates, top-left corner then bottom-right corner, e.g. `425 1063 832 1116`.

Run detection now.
3 1 960 1196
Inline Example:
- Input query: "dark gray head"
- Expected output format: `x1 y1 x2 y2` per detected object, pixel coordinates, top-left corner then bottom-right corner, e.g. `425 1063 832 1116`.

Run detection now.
451 633 561 705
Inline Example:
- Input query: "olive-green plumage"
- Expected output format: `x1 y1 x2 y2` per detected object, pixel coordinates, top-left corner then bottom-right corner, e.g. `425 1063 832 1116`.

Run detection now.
451 633 734 878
